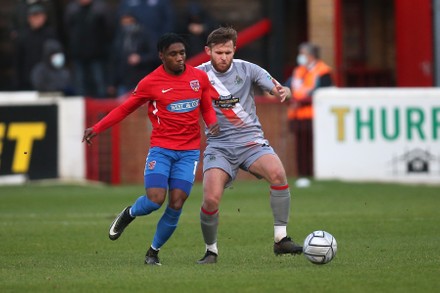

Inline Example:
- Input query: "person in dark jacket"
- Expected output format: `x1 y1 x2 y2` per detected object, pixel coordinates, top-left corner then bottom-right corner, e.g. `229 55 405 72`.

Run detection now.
108 11 156 97
117 0 174 45
13 3 57 90
179 2 218 58
10 0 58 41
31 39 74 95
64 0 114 98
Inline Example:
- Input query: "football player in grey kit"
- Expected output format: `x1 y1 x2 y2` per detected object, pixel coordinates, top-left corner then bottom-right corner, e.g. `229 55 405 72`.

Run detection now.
196 26 303 264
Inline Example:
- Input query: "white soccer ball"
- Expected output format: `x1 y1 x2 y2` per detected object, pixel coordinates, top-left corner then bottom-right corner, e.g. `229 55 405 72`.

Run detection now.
303 230 337 264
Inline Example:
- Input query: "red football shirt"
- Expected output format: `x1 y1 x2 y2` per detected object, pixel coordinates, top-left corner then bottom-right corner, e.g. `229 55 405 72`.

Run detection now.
92 65 217 150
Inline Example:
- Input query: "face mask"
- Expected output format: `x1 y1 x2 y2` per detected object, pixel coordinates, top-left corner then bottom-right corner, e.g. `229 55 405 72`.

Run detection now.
51 53 65 69
122 24 137 33
296 54 307 66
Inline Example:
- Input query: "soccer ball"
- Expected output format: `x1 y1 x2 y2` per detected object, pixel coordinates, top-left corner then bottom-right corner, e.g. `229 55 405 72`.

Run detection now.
303 230 337 264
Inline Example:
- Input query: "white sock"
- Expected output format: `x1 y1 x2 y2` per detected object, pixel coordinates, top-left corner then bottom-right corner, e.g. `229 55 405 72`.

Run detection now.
274 226 287 243
206 243 218 255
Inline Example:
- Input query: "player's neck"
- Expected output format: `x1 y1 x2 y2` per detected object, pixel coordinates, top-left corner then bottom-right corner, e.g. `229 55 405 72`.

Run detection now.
163 64 186 76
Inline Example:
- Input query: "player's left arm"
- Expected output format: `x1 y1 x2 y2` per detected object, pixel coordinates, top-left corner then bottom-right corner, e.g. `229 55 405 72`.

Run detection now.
269 78 292 103
250 62 291 103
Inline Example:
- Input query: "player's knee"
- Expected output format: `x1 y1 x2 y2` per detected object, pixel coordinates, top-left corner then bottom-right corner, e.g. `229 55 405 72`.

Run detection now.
168 191 188 210
266 167 287 185
168 179 192 210
168 198 186 210
146 191 166 205
203 193 221 210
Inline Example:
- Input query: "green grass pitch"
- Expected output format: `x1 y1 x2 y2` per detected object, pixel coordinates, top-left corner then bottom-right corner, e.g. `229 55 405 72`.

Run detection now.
0 179 439 292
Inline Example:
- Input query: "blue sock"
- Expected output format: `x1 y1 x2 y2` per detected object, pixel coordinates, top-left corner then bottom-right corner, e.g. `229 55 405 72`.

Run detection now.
151 207 182 250
130 195 161 217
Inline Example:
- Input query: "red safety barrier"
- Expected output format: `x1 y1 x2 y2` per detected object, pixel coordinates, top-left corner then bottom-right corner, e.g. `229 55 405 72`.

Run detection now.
187 18 272 66
84 98 122 185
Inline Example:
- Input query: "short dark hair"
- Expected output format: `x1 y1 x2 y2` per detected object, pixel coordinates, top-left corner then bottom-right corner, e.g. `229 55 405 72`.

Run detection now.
206 26 237 47
157 33 187 53
27 4 46 15
299 42 320 58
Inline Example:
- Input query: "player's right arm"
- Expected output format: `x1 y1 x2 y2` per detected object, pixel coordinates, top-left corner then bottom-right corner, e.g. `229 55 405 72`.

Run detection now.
199 71 220 135
82 93 147 145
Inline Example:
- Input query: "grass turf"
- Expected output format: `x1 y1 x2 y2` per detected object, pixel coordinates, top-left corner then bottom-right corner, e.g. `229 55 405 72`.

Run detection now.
0 179 439 292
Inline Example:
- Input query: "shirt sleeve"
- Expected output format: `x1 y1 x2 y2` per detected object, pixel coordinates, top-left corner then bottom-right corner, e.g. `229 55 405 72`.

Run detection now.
249 62 275 92
199 72 217 127
92 94 147 134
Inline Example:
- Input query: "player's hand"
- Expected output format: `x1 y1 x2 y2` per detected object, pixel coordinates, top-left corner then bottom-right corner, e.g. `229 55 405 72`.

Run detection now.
82 127 97 145
271 78 292 103
207 122 220 136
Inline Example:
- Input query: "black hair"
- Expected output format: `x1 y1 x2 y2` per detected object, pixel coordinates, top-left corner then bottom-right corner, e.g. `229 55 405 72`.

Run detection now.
157 33 187 53
299 42 320 59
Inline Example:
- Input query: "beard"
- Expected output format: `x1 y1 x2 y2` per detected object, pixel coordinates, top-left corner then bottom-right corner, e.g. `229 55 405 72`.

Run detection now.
212 60 232 73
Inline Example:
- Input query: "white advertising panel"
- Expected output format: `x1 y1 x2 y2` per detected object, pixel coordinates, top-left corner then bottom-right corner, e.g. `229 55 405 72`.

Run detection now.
313 88 440 184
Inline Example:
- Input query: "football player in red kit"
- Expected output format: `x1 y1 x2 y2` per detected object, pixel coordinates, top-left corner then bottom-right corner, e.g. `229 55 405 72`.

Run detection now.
82 33 219 265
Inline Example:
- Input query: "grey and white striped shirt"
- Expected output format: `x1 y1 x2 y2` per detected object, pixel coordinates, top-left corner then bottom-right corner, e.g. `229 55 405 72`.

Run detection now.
197 59 275 147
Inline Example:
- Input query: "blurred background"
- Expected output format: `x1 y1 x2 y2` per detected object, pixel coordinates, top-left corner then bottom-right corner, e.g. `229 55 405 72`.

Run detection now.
1 0 438 89
0 0 439 185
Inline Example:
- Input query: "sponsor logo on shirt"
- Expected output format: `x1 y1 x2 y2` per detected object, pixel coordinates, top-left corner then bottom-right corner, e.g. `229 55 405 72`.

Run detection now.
167 99 200 113
214 95 239 108
190 80 200 92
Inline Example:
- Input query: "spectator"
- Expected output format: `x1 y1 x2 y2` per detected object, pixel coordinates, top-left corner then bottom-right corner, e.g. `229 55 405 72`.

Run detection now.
179 2 218 58
10 0 57 41
30 39 74 96
108 11 156 97
117 0 175 47
13 3 57 90
288 42 333 176
64 0 114 98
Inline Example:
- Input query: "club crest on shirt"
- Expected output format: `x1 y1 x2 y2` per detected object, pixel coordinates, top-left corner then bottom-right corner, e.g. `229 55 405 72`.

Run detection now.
234 75 243 85
148 160 156 170
190 80 200 92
